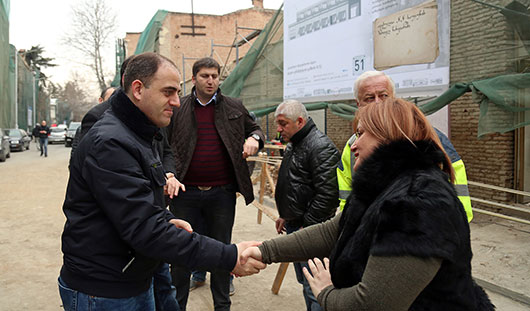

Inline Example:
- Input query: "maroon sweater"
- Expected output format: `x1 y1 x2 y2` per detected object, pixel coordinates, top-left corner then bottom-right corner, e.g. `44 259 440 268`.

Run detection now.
183 102 234 186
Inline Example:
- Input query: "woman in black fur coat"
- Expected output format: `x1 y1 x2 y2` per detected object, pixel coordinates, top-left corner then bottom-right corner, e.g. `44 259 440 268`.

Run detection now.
243 99 494 310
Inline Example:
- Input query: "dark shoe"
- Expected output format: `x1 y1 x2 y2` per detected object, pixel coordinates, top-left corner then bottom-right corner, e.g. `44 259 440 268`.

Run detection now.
45 154 47 157
40 153 43 156
189 279 205 291
229 281 235 296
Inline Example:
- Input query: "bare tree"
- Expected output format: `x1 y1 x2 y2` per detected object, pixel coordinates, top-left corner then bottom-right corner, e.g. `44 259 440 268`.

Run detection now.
64 0 117 92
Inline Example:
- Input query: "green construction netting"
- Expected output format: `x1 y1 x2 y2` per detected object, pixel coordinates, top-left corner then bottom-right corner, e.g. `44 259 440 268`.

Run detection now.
16 50 37 130
110 39 126 87
0 0 9 128
219 6 530 138
134 10 168 55
111 10 168 86
221 4 283 107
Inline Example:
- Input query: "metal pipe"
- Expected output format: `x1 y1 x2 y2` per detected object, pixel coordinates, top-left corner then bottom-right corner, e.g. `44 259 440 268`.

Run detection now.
32 72 36 128
469 181 530 197
182 55 186 95
472 207 530 226
14 50 18 129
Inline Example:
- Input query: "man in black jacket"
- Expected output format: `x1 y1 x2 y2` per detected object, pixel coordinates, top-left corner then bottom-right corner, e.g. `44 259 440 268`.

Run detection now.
37 120 50 157
274 99 340 311
59 52 263 310
168 57 264 311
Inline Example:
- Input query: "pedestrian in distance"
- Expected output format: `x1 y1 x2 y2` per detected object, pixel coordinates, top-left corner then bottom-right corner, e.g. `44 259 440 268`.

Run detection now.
37 120 50 157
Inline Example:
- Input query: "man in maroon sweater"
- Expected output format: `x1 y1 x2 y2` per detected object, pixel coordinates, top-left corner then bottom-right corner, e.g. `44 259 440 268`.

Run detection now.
168 57 264 311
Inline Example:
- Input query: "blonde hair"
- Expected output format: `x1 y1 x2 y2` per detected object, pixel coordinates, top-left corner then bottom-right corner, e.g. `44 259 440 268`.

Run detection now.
355 98 454 182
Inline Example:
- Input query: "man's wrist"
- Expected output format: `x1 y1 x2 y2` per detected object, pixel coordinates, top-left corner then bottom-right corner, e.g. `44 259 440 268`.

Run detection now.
249 133 260 142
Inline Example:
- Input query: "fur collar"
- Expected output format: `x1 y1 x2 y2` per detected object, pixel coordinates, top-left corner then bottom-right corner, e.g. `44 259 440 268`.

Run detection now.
350 139 447 209
110 89 161 143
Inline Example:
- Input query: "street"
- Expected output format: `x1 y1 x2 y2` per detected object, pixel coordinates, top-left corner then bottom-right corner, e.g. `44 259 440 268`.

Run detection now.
0 143 529 310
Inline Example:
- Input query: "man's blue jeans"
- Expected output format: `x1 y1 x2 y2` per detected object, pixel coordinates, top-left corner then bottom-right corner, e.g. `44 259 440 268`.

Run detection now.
153 263 180 311
39 137 48 156
58 277 155 311
285 223 323 311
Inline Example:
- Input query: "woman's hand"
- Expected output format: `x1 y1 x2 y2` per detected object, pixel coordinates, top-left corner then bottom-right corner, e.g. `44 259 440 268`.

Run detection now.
303 257 333 298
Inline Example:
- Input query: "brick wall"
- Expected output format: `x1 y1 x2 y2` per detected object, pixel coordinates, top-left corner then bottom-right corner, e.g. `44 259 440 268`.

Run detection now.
162 8 275 91
450 0 517 203
326 108 353 151
124 8 275 94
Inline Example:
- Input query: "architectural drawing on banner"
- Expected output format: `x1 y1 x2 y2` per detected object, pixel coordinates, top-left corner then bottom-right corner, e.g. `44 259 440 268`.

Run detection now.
288 0 361 41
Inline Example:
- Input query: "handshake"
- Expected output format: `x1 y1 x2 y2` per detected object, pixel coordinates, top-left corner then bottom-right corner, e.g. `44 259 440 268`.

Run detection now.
231 241 266 277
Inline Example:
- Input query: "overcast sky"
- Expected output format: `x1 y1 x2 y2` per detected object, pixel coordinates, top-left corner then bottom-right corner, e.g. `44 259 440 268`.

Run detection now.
8 0 283 94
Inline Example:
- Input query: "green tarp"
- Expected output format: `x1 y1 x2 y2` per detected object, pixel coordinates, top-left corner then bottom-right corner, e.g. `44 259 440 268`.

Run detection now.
111 10 168 87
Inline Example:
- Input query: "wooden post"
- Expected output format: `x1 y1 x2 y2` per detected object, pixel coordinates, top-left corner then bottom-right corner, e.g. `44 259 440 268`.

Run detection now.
258 157 267 224
271 262 290 295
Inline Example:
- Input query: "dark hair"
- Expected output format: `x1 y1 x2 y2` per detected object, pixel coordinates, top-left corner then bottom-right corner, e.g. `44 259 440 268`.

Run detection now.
192 57 220 77
99 87 115 100
123 52 177 93
119 56 135 87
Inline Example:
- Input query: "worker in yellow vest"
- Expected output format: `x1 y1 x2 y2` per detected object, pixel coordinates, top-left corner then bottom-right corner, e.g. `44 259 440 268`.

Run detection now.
337 71 473 222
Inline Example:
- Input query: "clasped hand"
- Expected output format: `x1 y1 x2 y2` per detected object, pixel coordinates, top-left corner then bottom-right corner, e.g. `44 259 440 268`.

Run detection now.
232 242 267 277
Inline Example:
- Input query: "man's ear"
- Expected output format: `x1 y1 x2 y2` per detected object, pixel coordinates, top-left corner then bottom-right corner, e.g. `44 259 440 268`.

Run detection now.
131 80 143 101
297 116 306 129
191 75 196 86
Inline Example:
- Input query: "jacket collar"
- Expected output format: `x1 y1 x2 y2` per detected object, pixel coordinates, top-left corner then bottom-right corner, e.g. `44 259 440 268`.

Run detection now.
190 86 223 105
290 117 316 145
110 89 160 142
350 139 447 208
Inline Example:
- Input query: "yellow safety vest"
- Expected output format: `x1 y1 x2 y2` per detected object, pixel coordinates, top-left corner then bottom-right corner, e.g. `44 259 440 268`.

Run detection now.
336 134 473 222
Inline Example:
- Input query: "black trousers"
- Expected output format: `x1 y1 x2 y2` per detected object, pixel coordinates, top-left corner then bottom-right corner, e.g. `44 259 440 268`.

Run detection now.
169 184 236 311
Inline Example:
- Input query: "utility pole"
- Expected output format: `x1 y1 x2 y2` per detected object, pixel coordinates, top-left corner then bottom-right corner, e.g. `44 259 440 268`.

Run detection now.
14 50 18 129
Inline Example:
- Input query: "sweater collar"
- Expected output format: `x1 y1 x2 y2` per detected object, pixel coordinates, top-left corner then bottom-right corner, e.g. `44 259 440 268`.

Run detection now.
350 139 447 208
290 117 316 145
110 89 161 142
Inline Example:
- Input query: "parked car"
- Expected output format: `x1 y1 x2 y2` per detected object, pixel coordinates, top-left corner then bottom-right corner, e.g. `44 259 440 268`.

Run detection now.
65 121 81 147
0 128 11 162
5 128 31 151
48 127 67 144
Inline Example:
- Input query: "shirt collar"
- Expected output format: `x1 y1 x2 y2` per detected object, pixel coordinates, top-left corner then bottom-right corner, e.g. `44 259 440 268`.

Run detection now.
193 91 217 106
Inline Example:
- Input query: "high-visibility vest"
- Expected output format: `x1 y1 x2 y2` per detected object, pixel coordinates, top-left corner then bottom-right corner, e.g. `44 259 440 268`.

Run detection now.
336 130 473 222
337 134 356 211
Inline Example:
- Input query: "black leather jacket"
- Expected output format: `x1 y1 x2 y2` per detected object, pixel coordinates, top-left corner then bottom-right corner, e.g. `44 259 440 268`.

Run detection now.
275 118 340 227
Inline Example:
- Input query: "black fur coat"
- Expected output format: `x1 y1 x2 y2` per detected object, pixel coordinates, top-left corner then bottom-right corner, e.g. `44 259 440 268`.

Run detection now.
329 140 494 310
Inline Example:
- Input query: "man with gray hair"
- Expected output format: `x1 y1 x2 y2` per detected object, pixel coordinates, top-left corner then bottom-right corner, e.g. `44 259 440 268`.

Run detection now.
274 99 340 311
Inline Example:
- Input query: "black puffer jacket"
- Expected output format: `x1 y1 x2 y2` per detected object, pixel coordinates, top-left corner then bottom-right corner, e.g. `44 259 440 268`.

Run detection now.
330 140 494 310
275 118 340 227
61 90 237 299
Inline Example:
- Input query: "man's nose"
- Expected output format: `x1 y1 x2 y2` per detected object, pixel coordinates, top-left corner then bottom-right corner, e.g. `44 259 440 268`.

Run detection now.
170 96 180 108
